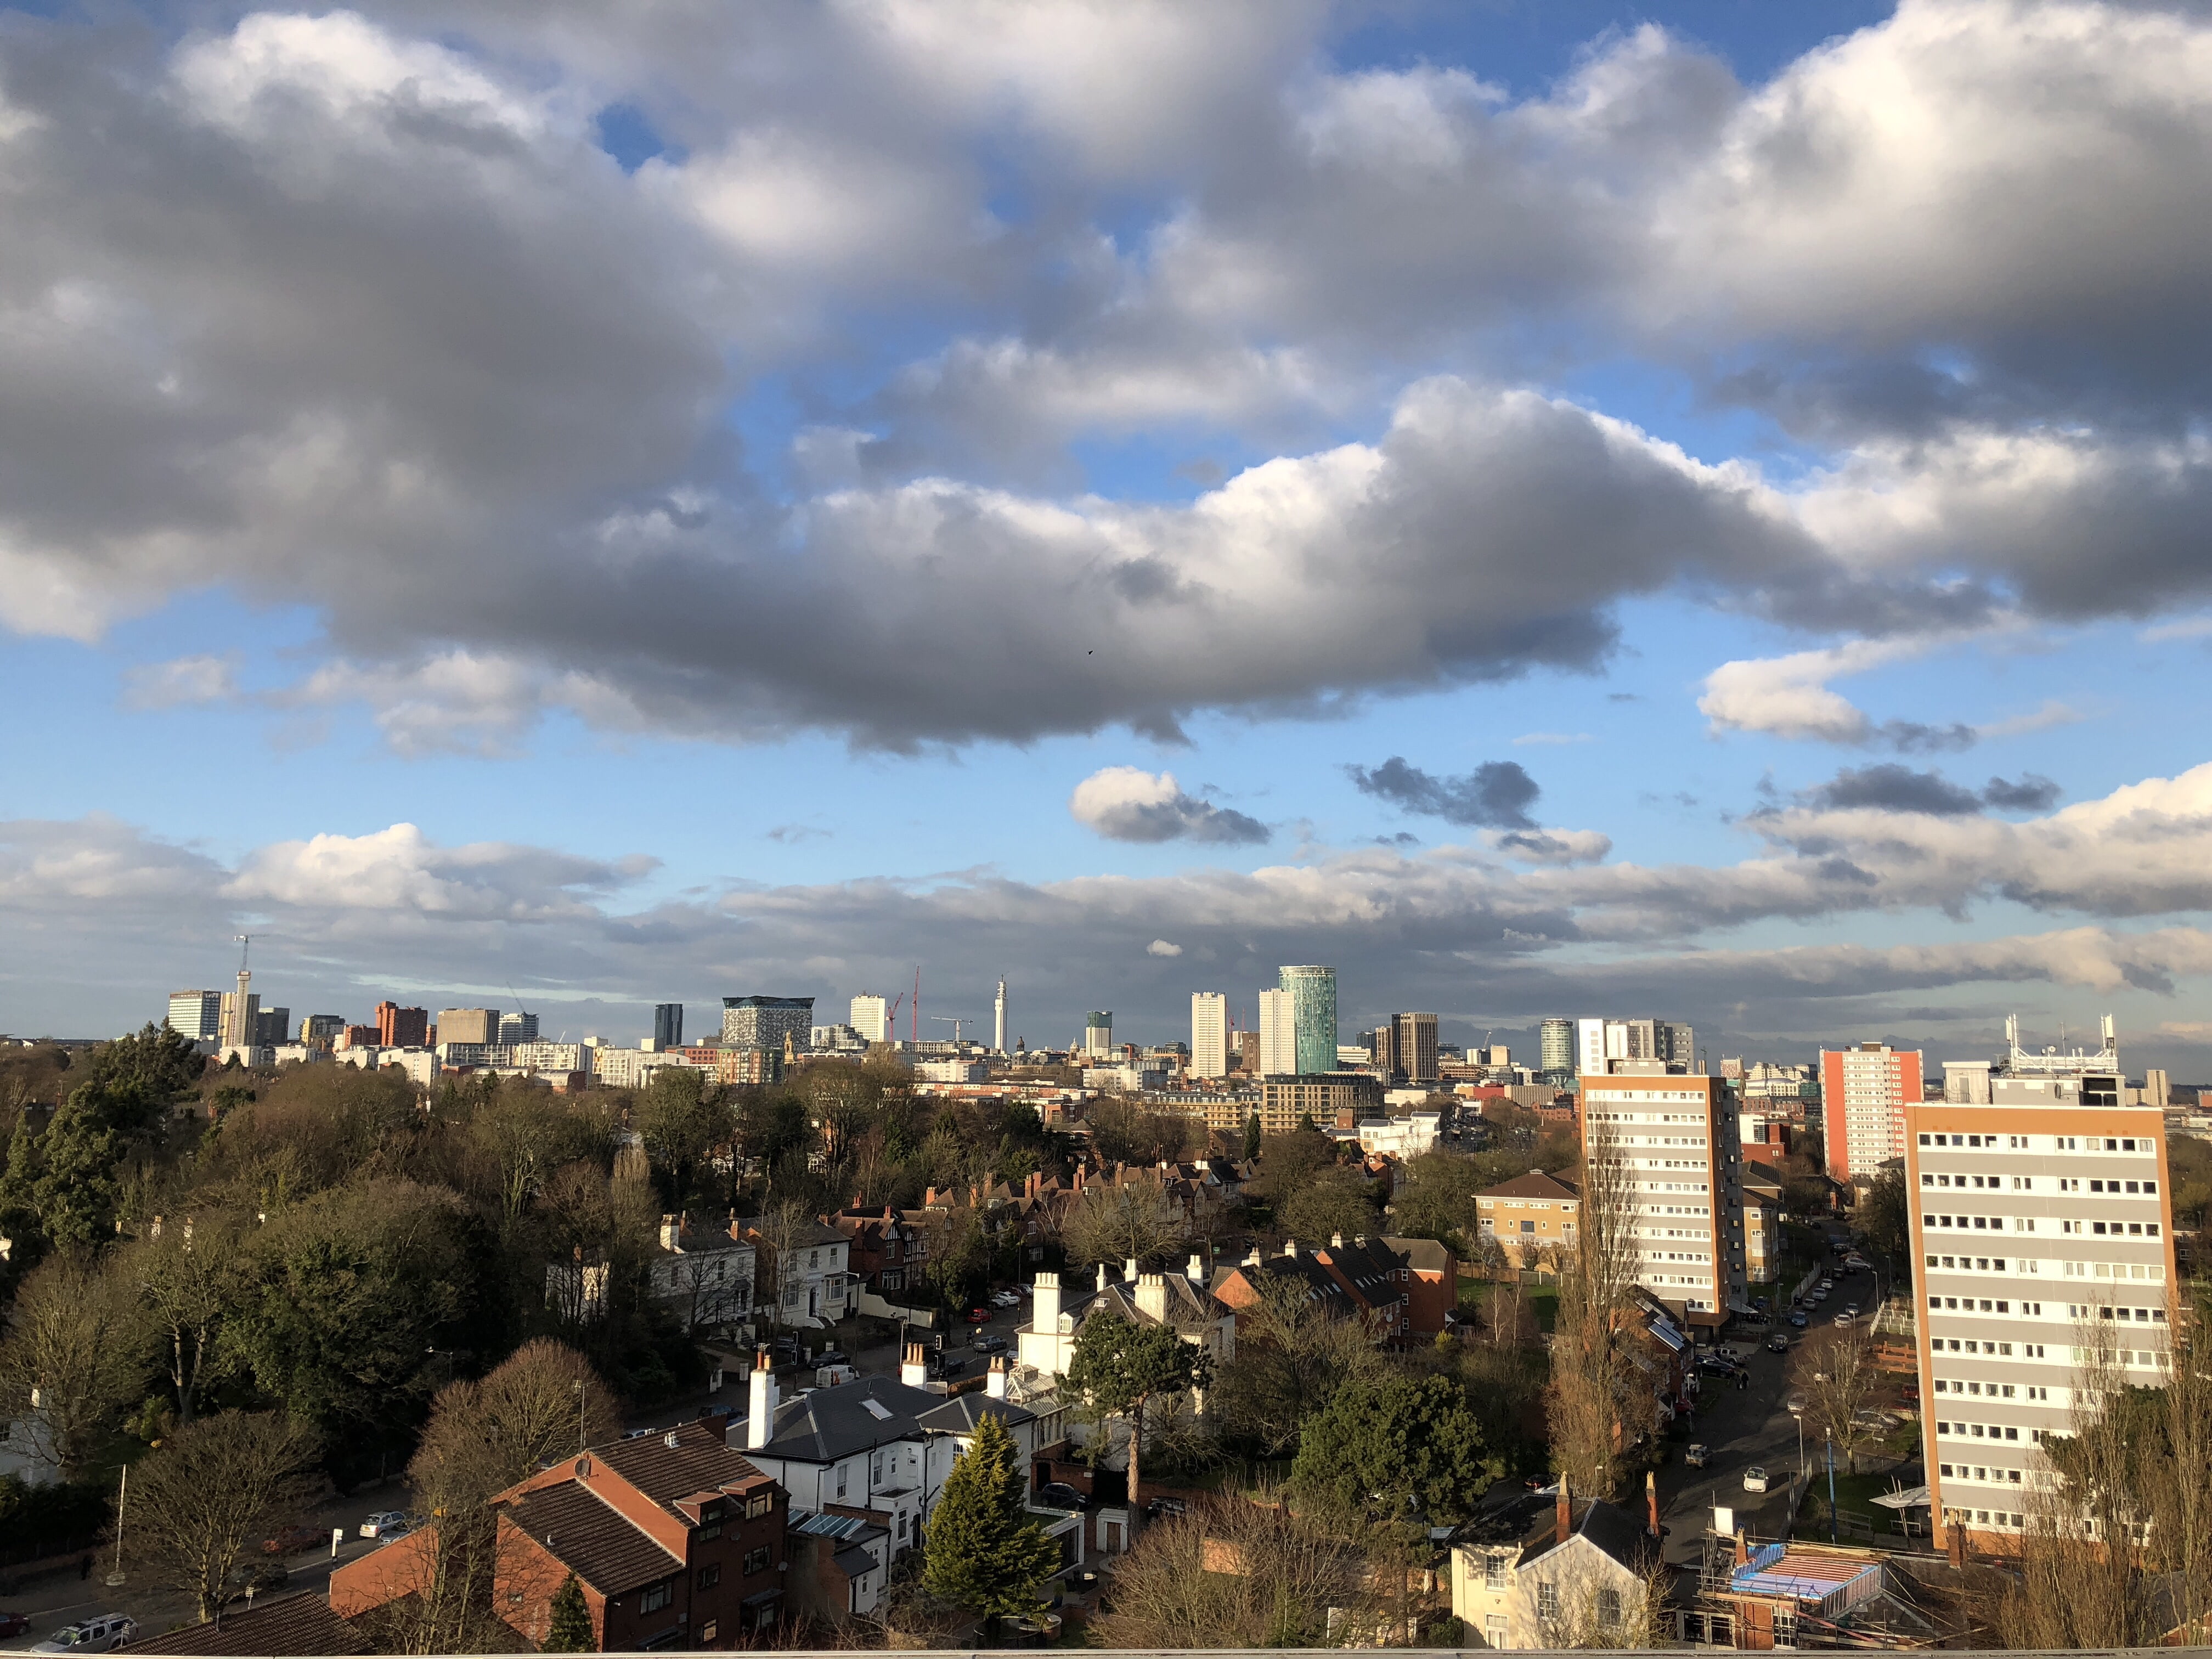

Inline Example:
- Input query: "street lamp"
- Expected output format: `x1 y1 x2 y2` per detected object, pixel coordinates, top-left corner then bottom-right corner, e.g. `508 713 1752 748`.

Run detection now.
1785 1391 1807 1483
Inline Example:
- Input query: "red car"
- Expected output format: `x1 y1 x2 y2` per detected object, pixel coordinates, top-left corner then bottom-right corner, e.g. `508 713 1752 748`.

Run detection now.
0 1611 31 1638
965 1307 992 1325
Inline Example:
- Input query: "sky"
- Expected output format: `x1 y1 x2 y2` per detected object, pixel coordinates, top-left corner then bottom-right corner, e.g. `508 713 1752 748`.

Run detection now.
8 0 2212 1074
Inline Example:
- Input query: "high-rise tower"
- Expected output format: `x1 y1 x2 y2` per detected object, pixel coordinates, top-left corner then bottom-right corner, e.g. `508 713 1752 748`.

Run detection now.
1278 966 1337 1076
994 980 1008 1053
1191 992 1228 1079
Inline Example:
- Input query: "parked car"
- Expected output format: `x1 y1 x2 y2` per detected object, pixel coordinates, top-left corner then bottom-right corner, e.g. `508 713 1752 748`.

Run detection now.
1684 1444 1709 1468
32 1616 136 1654
1787 1311 1809 1328
263 1521 328 1556
1742 1467 1770 1494
1818 1277 1835 1291
359 1510 410 1538
965 1307 993 1325
1033 1482 1090 1511
1767 1334 1791 1353
1000 1612 1063 1640
973 1334 1009 1355
1834 1312 1855 1327
0 1611 31 1639
989 1290 1021 1308
376 1522 416 1545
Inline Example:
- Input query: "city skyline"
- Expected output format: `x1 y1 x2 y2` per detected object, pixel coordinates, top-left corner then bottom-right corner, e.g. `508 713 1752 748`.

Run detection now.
9 3 2212 1074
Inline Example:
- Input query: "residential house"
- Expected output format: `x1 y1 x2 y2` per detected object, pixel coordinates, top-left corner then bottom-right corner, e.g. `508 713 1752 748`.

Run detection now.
330 1420 787 1650
1698 1539 1911 1651
119 1593 369 1655
730 1351 1076 1571
1017 1261 1237 1384
1382 1234 1458 1334
828 1205 919 1296
650 1214 757 1335
741 1217 853 1328
785 1510 894 1627
1475 1171 1582 1269
1743 1193 1781 1284
1450 1483 1660 1650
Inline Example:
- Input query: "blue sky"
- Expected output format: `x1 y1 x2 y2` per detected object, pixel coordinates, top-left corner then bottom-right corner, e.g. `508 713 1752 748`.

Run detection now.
7 0 2212 1073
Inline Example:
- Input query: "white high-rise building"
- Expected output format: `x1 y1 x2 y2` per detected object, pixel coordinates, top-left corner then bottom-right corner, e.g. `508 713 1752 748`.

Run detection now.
1084 1012 1115 1059
167 990 222 1041
1191 992 1228 1080
994 980 1008 1053
851 994 890 1044
1257 988 1297 1077
1907 1074 2174 1550
1580 1068 1745 1328
219 966 258 1051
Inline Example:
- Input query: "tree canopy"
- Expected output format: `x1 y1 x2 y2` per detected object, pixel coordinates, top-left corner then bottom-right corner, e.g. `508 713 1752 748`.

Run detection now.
1291 1373 1504 1533
921 1413 1062 1618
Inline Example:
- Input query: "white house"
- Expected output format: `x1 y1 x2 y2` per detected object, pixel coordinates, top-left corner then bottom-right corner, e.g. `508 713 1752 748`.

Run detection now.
1017 1261 1236 1383
1451 1484 1659 1649
649 1214 757 1334
742 1217 853 1328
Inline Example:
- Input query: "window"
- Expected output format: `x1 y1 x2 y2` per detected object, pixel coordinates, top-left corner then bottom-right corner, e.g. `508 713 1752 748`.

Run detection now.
1597 1588 1622 1626
742 1546 772 1575
697 1564 721 1590
640 1580 674 1615
700 1622 717 1644
1485 1553 1508 1591
744 1492 774 1519
1485 1615 1509 1644
1537 1581 1559 1621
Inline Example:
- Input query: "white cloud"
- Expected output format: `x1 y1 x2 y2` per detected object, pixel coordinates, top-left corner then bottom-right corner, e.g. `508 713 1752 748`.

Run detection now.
1068 768 1267 845
122 654 239 710
1146 939 1182 957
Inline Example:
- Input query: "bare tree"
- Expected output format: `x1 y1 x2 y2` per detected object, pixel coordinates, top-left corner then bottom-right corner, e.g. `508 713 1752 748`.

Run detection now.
409 1340 619 1514
1091 1494 1386 1649
1060 1177 1186 1270
0 1251 147 1477
1211 1271 1388 1453
127 1411 322 1621
127 1214 246 1424
1546 1120 1639 1498
1789 1333 1881 1474
1531 1544 1674 1650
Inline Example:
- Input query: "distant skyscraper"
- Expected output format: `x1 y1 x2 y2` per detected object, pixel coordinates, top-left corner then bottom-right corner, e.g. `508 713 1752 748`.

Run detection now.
1575 1015 1695 1076
1257 988 1297 1076
498 1011 538 1043
1539 1018 1574 1075
1084 1012 1115 1059
376 1001 430 1047
1371 1022 1400 1078
850 994 888 1043
1191 993 1228 1079
723 995 814 1052
1234 1030 1260 1073
1821 1042 1922 1182
1395 1012 1439 1085
167 990 221 1041
253 1007 291 1045
440 1008 501 1046
2145 1068 2171 1108
994 980 1008 1053
301 1014 345 1047
1278 966 1337 1076
654 1003 685 1048
219 963 258 1050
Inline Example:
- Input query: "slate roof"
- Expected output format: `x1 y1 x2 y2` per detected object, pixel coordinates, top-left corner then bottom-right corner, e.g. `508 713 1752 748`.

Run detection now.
1477 1170 1581 1203
591 1419 771 1517
1080 1272 1226 1335
120 1594 370 1656
505 1479 682 1597
1213 1253 1359 1319
1383 1234 1455 1274
914 1392 1037 1435
1318 1237 1407 1304
743 1374 943 1463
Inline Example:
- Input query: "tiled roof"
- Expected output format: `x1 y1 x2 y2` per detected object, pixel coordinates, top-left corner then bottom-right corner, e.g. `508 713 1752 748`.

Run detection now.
120 1594 370 1656
915 1393 1037 1435
1382 1234 1454 1273
1477 1170 1581 1202
505 1479 683 1597
592 1419 770 1516
1318 1237 1407 1303
1214 1254 1359 1319
1081 1273 1226 1335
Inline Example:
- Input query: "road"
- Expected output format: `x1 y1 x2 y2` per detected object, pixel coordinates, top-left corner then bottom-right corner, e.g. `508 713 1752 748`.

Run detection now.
1654 1256 1885 1564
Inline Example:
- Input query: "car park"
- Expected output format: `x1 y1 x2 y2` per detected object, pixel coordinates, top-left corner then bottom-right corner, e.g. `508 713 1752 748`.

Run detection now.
32 1617 136 1654
1742 1467 1770 1494
1684 1444 1709 1468
359 1510 409 1538
1818 1278 1835 1291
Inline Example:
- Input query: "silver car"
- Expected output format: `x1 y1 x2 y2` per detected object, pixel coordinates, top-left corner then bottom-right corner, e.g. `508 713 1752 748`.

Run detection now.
33 1616 137 1654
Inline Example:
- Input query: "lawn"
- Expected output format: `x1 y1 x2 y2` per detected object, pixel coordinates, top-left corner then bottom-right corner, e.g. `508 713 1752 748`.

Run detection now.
1453 1277 1558 1333
1792 1466 1917 1547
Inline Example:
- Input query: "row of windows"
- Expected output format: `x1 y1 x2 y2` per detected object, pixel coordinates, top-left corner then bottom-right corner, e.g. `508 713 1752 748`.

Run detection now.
1928 1294 2038 1314
1943 1505 2025 1531
1936 1420 2039 1444
1932 1335 2050 1357
1933 1378 2053 1400
2056 1219 2162 1237
1923 1172 2159 1193
1920 1132 2152 1154
1926 1255 2025 1277
1939 1460 2025 1483
2072 1302 2166 1324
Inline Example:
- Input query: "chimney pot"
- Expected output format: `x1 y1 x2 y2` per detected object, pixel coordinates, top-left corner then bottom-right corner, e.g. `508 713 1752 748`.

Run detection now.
1557 1473 1571 1541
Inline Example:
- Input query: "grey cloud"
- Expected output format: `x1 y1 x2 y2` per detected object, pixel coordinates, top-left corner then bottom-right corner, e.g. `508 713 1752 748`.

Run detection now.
1347 757 1541 830
1067 768 1269 844
1799 764 2064 816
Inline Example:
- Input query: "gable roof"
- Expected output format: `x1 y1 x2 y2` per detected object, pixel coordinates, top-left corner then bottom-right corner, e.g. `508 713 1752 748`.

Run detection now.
1382 1234 1454 1273
914 1392 1037 1436
1316 1237 1407 1304
1454 1491 1657 1577
1477 1170 1581 1203
505 1479 684 1598
1080 1272 1227 1335
120 1594 370 1656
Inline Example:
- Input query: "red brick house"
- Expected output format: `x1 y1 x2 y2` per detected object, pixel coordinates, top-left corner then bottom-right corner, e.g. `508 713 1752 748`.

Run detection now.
331 1421 787 1650
1380 1234 1457 1333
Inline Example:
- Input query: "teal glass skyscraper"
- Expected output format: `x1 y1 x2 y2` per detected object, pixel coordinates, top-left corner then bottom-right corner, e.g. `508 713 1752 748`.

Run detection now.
1278 965 1337 1076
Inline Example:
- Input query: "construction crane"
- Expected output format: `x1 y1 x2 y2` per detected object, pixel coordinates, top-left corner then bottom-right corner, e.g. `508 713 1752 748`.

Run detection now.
929 1015 975 1045
887 992 905 1040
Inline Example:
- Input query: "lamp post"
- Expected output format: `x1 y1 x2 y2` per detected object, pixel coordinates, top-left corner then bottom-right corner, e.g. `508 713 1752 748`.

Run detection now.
1786 1391 1807 1482
1825 1431 1838 1544
573 1379 586 1455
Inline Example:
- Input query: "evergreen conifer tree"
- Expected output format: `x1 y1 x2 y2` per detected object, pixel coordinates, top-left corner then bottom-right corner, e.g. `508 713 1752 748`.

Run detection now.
921 1413 1062 1618
543 1572 595 1652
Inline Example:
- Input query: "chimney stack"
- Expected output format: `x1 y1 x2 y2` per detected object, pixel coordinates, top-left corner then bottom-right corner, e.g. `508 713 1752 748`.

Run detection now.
986 1357 1008 1400
1186 1252 1205 1284
1135 1273 1167 1323
1096 1263 1108 1293
659 1214 681 1251
1556 1473 1571 1542
1646 1470 1660 1538
746 1346 776 1451
1124 1256 1138 1282
901 1343 928 1389
1034 1272 1061 1336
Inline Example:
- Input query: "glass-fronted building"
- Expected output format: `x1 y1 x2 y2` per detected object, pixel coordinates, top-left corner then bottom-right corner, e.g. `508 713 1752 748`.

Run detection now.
1278 965 1338 1077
